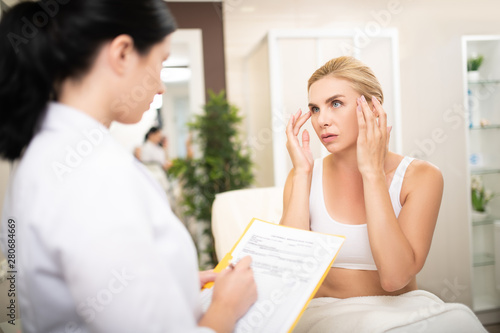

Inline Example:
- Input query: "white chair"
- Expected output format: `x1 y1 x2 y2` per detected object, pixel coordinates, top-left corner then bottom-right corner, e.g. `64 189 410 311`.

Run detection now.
211 186 283 260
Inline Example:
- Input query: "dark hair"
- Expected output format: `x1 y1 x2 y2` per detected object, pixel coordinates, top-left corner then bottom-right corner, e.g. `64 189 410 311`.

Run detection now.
0 0 177 160
145 126 161 142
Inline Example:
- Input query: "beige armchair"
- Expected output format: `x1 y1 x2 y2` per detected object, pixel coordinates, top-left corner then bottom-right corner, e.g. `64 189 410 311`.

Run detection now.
211 186 283 261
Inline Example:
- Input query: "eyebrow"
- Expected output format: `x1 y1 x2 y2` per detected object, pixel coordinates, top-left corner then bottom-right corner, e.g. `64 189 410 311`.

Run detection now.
308 94 345 107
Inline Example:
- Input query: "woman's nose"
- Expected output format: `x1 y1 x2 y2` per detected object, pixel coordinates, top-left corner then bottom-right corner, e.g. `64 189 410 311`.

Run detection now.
317 110 331 127
158 82 166 95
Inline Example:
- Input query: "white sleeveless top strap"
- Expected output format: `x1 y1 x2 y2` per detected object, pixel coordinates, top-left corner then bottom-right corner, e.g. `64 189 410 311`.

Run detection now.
309 156 415 270
389 156 415 217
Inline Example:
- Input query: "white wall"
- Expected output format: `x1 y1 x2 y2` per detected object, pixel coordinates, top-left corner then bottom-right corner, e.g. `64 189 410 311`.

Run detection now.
223 0 500 307
244 39 273 186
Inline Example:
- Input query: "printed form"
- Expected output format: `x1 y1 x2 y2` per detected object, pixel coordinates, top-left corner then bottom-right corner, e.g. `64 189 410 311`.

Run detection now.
200 219 345 333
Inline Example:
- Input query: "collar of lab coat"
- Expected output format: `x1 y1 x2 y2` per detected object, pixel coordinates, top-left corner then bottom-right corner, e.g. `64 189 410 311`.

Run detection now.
38 102 170 200
41 101 110 135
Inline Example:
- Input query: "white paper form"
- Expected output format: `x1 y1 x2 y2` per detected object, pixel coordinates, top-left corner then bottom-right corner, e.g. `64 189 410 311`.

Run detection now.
200 219 345 333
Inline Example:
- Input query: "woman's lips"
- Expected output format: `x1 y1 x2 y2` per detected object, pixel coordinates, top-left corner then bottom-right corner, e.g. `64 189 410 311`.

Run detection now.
321 133 338 143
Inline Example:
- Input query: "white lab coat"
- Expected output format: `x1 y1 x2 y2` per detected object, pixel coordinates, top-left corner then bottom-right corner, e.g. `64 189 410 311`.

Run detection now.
0 102 214 333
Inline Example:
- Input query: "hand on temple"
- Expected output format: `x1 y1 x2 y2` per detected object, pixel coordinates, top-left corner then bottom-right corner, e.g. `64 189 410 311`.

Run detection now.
286 109 314 174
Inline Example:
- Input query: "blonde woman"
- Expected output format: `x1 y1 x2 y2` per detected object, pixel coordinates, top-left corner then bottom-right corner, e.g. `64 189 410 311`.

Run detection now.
281 57 484 332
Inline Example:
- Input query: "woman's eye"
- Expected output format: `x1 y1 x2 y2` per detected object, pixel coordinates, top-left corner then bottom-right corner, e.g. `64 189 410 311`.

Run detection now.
333 101 342 108
311 106 320 113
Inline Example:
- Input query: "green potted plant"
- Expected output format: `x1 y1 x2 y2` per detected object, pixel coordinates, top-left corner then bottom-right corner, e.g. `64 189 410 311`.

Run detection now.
471 175 495 219
168 90 254 269
467 54 484 81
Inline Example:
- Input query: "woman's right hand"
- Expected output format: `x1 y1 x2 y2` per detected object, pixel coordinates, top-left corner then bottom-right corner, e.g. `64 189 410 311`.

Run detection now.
286 109 314 174
210 256 257 325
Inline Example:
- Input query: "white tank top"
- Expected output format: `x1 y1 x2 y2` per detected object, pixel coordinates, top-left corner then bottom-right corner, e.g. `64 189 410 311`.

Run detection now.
309 156 415 270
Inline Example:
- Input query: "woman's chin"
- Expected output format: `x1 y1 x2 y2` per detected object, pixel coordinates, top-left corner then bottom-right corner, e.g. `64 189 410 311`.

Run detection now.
117 110 148 125
322 143 338 154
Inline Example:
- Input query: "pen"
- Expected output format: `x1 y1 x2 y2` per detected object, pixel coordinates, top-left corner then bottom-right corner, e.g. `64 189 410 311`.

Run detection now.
202 259 237 290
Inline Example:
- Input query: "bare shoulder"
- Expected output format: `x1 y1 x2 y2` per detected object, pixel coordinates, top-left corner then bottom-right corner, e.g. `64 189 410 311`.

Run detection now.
407 159 443 185
401 159 443 205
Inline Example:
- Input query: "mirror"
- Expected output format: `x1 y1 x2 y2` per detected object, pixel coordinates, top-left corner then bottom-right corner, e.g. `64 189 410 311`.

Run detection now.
110 29 205 160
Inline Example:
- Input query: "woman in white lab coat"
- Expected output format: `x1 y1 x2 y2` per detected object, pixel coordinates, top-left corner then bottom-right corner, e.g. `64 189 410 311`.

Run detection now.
0 1 256 332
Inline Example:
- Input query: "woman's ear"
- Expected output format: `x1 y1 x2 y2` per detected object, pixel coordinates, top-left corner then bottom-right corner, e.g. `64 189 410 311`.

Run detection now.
107 34 136 75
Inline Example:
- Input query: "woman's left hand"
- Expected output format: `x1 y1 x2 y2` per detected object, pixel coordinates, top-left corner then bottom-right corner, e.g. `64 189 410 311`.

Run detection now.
199 269 217 288
356 95 392 177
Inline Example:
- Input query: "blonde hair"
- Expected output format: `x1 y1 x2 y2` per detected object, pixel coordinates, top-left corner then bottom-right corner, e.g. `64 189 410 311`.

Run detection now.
308 56 384 105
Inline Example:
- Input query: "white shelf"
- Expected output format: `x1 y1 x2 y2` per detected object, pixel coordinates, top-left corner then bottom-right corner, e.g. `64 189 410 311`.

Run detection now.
470 124 500 130
473 253 495 267
472 216 498 226
473 295 500 312
468 79 500 85
464 35 500 314
470 168 500 175
472 264 500 312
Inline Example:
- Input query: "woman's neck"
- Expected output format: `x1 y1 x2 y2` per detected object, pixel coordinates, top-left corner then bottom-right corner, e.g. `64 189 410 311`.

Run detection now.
327 148 360 174
57 47 119 128
58 76 113 128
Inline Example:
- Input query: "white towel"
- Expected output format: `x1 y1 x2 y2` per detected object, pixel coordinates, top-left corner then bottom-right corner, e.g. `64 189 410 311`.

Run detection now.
292 290 486 333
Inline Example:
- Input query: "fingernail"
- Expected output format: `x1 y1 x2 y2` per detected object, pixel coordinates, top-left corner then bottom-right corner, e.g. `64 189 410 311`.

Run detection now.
357 104 362 112
361 95 366 102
